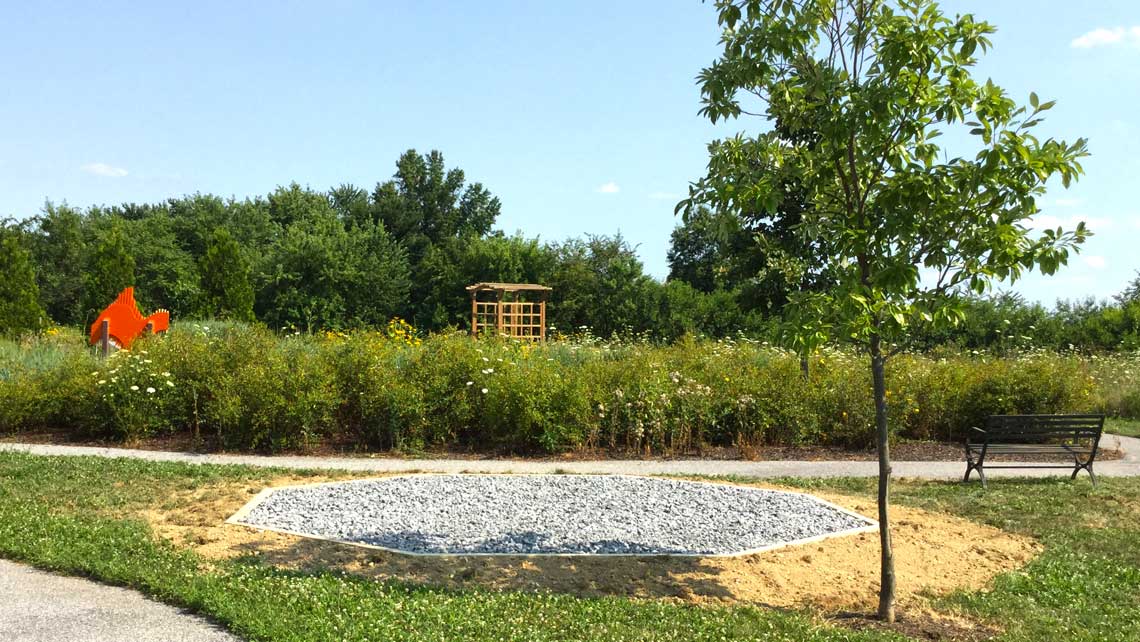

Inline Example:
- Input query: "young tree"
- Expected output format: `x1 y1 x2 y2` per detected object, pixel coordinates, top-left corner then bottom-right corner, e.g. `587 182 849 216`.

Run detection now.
687 0 1088 621
0 224 46 336
199 227 256 321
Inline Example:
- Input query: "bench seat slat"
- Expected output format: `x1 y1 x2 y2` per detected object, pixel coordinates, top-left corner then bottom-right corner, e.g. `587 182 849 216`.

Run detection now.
967 444 1094 455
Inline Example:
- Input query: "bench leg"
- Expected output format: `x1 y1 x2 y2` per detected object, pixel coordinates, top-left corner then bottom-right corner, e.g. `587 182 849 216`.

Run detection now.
1071 461 1097 487
963 445 986 488
963 461 986 485
1070 448 1098 487
963 460 988 488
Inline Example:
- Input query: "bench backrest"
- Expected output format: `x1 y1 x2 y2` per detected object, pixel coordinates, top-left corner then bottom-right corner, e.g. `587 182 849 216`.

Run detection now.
984 414 1104 442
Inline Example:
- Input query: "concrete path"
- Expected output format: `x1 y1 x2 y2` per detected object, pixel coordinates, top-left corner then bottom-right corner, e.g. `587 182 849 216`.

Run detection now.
2 434 1137 479
0 559 237 642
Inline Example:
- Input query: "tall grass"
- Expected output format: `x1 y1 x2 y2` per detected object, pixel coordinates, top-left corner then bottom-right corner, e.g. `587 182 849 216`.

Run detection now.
1 322 1137 454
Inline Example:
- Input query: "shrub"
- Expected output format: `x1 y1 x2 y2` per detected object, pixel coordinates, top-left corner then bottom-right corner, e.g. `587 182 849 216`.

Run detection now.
329 333 435 450
88 350 180 440
0 330 99 435
1 322 1136 454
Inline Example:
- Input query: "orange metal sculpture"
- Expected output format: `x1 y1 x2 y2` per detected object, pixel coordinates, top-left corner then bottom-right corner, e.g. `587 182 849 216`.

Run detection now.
88 287 170 350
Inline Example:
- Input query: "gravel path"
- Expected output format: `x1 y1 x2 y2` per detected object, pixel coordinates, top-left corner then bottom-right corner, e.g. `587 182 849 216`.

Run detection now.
235 474 874 555
2 434 1136 478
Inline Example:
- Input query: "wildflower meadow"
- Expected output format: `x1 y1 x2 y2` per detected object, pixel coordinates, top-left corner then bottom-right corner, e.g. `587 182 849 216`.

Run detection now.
1 321 1135 454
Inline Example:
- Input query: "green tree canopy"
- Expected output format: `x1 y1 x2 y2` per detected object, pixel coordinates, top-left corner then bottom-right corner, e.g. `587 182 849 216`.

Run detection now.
371 150 502 327
199 227 256 321
30 202 86 325
82 223 137 323
414 233 558 330
0 223 46 336
548 235 660 337
372 150 499 255
667 206 734 294
257 200 411 331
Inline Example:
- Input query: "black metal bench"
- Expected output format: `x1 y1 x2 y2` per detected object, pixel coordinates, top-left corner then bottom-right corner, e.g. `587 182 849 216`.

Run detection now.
963 414 1105 488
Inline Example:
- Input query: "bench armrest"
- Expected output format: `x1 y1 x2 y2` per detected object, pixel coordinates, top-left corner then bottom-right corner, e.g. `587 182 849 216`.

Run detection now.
964 426 987 445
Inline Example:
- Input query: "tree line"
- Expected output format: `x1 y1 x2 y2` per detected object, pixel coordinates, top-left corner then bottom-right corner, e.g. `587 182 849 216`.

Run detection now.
1 146 1137 349
669 206 1140 352
0 149 757 339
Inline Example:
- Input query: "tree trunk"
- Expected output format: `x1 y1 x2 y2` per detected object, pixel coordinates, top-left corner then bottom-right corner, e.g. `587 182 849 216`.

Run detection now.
800 354 810 379
870 331 896 622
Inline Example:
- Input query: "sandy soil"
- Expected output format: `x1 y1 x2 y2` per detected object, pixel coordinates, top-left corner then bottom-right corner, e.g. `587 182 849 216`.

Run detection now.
141 474 1038 623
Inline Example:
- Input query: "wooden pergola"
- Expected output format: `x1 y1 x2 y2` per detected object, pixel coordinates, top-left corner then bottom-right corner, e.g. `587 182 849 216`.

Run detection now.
467 282 552 341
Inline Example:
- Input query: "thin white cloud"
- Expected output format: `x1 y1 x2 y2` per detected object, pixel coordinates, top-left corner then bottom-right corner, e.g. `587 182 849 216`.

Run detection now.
595 181 620 194
648 191 679 200
1052 198 1082 208
1071 26 1140 49
82 162 129 178
1052 274 1095 288
1029 214 1113 231
1082 255 1107 270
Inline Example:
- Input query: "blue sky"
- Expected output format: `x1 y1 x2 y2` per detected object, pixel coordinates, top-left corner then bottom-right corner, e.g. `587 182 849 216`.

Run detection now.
2 1 1137 304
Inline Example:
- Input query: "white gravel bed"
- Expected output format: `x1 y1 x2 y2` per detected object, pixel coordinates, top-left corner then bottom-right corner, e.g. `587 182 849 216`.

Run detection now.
234 474 875 556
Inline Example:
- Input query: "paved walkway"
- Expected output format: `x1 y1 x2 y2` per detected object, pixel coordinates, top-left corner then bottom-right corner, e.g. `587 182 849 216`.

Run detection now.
0 559 237 642
2 434 1137 479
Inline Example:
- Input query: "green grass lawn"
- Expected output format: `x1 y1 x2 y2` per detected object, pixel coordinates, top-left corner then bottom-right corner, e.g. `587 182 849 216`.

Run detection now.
1106 417 1140 438
0 453 1137 642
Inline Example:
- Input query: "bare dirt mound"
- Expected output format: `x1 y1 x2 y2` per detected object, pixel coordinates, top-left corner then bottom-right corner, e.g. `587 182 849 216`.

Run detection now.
142 475 1038 616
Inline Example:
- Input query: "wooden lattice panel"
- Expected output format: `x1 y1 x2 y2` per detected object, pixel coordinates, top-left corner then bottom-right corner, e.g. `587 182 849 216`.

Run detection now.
468 283 549 341
500 301 542 339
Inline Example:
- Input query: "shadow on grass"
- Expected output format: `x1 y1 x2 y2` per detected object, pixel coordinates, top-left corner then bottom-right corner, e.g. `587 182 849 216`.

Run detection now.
228 533 739 602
